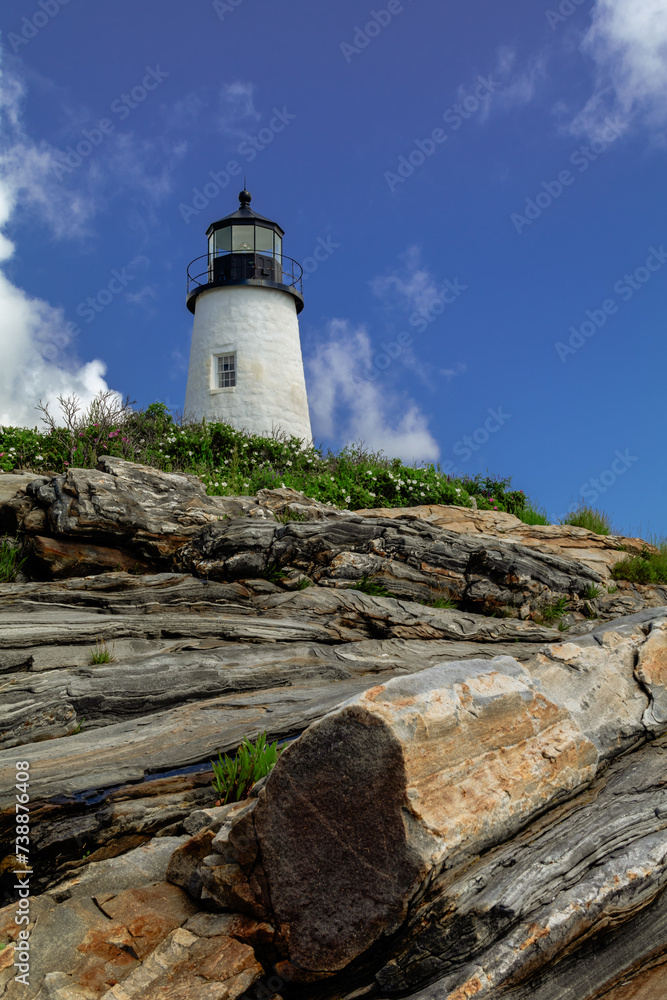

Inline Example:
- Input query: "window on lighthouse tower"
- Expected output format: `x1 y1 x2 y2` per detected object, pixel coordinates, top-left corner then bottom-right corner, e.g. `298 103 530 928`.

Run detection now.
216 353 236 388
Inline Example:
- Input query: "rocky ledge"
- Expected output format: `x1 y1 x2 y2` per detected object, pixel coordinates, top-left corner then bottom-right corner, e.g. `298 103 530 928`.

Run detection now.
0 460 666 1000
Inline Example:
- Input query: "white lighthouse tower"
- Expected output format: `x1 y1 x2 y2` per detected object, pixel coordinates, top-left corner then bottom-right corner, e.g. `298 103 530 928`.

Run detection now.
184 188 312 443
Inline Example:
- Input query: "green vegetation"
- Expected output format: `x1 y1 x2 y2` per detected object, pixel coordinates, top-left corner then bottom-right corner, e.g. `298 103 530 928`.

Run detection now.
515 507 550 526
612 542 667 585
296 577 311 590
7 396 665 569
562 506 613 536
426 596 459 609
275 508 308 524
0 394 536 516
458 474 527 515
351 576 397 598
211 731 281 805
263 562 288 584
89 640 115 664
535 597 570 626
583 584 602 601
0 536 26 583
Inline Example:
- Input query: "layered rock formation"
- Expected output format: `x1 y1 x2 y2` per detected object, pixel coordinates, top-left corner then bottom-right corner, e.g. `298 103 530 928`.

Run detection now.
1 460 666 1000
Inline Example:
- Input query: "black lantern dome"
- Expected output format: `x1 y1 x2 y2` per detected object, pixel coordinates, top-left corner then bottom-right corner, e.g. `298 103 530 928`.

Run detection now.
186 189 304 314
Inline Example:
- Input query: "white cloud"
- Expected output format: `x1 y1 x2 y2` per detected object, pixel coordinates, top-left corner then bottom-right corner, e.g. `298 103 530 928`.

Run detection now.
440 363 467 381
306 320 440 463
0 58 120 427
218 82 261 136
573 0 667 136
0 71 96 239
493 46 549 112
370 246 443 317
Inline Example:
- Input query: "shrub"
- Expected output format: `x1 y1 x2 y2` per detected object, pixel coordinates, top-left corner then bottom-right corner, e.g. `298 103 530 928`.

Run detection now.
459 474 527 515
211 731 281 805
612 544 667 585
562 507 613 535
0 536 26 583
1 393 540 517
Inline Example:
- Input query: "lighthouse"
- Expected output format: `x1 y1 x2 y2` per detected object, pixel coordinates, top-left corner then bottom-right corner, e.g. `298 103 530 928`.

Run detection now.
184 189 312 443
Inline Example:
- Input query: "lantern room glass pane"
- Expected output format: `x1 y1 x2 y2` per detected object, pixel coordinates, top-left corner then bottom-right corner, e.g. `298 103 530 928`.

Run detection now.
232 226 254 251
215 228 232 252
255 226 274 253
274 234 282 261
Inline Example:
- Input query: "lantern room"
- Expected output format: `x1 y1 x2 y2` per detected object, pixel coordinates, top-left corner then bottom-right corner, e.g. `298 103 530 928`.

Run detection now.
186 188 304 314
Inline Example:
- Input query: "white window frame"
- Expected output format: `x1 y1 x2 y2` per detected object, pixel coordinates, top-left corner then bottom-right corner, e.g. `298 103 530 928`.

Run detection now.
211 351 237 391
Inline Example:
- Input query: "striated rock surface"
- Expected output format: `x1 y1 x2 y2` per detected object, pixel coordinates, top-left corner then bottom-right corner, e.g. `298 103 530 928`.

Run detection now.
2 460 667 999
192 615 667 994
355 502 654 577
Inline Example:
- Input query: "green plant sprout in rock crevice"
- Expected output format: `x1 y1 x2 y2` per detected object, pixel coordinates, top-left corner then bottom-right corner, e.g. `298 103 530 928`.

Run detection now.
351 576 397 599
0 536 27 583
424 596 459 610
211 731 281 806
263 562 288 584
534 596 570 627
275 508 308 524
89 640 115 664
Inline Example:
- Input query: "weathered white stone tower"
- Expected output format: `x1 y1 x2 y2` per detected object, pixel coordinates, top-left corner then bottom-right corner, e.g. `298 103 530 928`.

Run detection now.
184 189 312 443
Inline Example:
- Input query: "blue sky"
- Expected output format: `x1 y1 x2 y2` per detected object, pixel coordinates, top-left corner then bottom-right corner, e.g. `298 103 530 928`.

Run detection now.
1 0 666 535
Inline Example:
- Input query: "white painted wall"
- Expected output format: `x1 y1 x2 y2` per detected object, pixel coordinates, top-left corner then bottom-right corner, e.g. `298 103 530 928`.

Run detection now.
184 284 312 443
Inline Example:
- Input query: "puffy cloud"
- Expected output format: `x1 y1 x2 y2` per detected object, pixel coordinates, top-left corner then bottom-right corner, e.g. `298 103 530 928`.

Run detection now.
573 0 667 136
0 58 119 427
306 320 440 463
370 246 444 318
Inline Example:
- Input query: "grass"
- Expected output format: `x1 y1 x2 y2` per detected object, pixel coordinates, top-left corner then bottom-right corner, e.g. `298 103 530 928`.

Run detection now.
296 578 311 590
561 506 613 535
535 596 569 626
515 507 550 526
351 576 397 598
263 562 288 584
426 596 459 609
89 640 115 664
211 731 281 805
275 508 308 524
612 541 667 585
0 536 26 583
583 584 602 601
